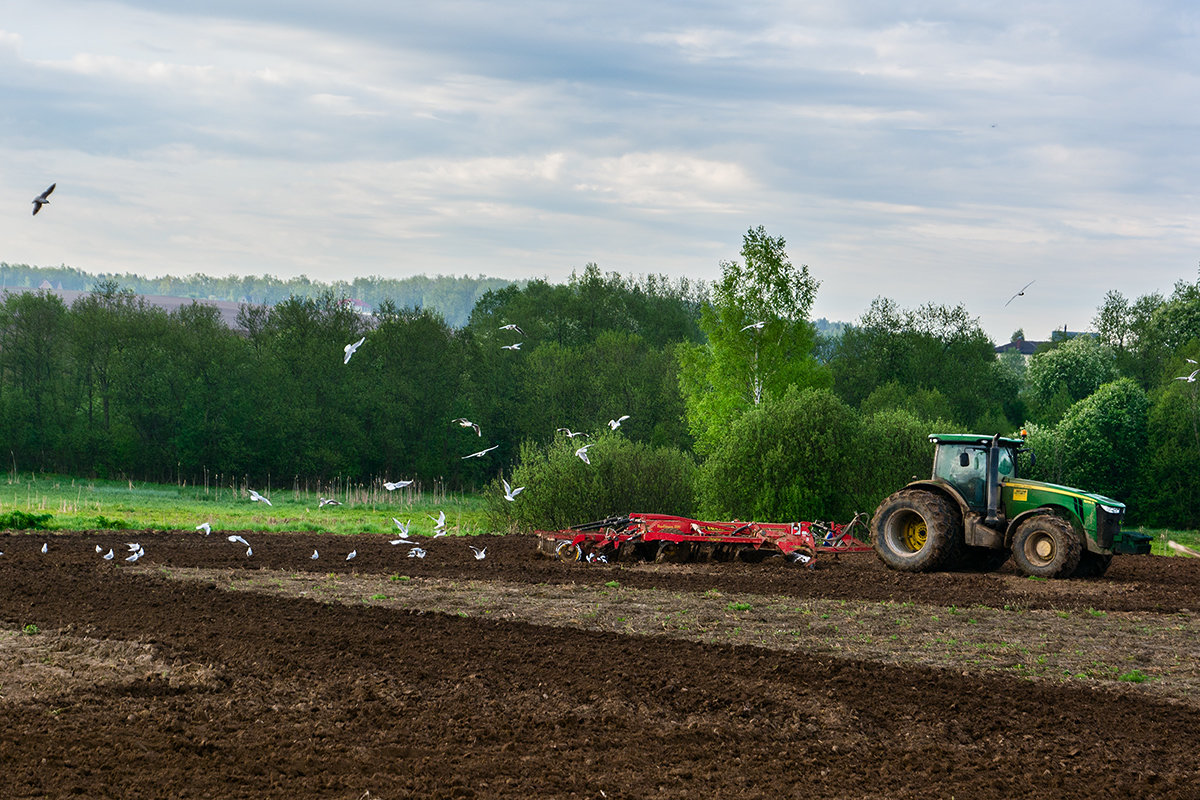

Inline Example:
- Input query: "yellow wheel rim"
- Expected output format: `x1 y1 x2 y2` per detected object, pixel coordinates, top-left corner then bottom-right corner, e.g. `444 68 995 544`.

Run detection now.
901 516 928 552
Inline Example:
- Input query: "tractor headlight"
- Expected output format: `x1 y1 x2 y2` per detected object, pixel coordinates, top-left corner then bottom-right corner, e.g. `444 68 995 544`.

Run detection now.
1100 504 1123 516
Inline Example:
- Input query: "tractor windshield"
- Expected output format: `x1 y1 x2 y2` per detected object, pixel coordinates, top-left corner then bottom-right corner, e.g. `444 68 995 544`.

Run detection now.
933 444 1017 509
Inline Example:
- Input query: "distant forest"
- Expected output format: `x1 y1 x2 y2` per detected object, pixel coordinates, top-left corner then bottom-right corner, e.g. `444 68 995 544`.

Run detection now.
0 262 511 328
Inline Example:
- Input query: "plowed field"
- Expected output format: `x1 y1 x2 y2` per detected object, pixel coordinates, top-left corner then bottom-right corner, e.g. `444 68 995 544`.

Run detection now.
1 530 1198 799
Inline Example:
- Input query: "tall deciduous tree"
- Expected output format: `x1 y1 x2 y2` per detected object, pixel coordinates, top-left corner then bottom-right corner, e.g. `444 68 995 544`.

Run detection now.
678 226 829 455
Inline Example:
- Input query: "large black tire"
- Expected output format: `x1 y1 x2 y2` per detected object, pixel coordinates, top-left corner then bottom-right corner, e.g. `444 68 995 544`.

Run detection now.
871 489 964 572
1011 515 1082 578
1072 550 1113 578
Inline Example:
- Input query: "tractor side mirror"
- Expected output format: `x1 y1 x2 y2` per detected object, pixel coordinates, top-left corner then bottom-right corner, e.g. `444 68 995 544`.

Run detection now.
959 451 970 468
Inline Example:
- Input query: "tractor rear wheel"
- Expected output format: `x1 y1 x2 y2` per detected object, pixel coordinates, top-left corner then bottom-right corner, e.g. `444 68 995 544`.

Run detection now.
871 489 964 572
1011 515 1082 578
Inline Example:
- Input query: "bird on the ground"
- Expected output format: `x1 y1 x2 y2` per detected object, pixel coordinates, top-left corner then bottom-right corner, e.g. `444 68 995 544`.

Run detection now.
245 546 253 556
452 418 482 436
318 497 341 508
740 321 766 332
196 522 211 535
586 552 608 564
500 323 525 335
95 545 103 553
462 444 499 459
500 342 522 351
346 550 357 561
502 478 524 502
248 489 272 506
608 415 629 430
125 549 141 563
227 534 250 547
408 547 426 558
40 542 47 554
469 545 487 560
103 548 114 560
575 444 592 464
125 542 142 551
1004 280 1035 307
343 336 365 364
1176 369 1199 383
556 428 588 438
311 549 319 560
32 183 55 215
383 480 413 491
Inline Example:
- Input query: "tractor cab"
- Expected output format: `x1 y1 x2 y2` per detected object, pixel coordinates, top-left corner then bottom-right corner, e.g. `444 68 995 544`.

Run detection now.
930 434 1023 512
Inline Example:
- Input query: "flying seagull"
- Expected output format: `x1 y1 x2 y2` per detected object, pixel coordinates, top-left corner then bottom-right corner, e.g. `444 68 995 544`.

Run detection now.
408 547 426 558
500 342 522 351
196 522 211 535
32 183 55 215
739 321 766 332
452 417 482 436
343 336 365 364
318 497 342 508
608 415 630 430
469 545 487 560
502 478 524 502
383 480 413 491
499 324 524 335
1004 280 1035 307
429 510 447 535
462 444 500 459
390 518 411 540
556 428 588 438
1176 369 1199 383
575 444 592 465
227 534 250 547
1187 358 1198 365
248 489 272 506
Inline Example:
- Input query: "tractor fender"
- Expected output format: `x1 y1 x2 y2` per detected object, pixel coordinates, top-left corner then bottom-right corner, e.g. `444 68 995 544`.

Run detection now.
1003 506 1085 550
899 480 969 522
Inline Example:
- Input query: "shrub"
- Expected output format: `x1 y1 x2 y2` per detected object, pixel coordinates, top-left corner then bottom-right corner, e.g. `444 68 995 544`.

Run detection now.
486 435 696 532
0 510 54 530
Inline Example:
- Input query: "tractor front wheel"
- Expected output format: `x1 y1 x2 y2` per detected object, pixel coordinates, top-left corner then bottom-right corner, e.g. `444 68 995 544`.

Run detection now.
1011 515 1082 578
871 489 963 572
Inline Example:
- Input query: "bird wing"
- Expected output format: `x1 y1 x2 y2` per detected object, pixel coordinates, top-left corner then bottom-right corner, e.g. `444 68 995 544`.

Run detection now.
42 183 55 199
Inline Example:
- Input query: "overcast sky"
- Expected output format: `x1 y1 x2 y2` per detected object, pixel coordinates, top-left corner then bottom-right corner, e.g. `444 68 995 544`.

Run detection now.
2 1 1198 341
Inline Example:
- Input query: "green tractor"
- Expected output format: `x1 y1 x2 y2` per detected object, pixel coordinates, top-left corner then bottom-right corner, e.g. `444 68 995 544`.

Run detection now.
871 433 1151 578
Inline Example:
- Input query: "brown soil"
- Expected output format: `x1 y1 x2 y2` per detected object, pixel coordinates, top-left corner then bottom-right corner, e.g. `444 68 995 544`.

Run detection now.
1 530 1198 799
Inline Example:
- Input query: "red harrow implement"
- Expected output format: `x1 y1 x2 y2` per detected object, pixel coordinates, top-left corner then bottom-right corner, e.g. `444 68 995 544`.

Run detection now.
537 512 871 568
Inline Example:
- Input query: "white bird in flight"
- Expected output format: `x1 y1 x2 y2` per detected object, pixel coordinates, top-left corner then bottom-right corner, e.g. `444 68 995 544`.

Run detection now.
346 550 357 561
429 510 447 535
318 497 342 507
391 518 411 539
383 480 413 491
462 444 499 459
196 522 211 535
500 342 522 351
740 321 766 332
227 534 250 547
469 545 487 560
248 489 272 506
575 444 592 464
556 428 588 438
499 323 525 335
408 547 426 558
1176 369 1199 383
32 183 55 215
452 417 482 436
1004 280 1035 307
608 415 630 430
311 549 319 560
343 336 365 364
502 478 524 502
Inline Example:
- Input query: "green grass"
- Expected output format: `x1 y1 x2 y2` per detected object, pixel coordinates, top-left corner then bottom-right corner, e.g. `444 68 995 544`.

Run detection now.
1132 526 1200 557
0 472 491 536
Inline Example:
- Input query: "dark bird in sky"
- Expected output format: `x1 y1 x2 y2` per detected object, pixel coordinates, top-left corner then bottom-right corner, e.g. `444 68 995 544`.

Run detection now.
32 183 55 215
1004 280 1035 307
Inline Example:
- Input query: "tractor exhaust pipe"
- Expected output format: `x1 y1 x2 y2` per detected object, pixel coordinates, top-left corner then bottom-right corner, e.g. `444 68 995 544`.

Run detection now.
985 434 1001 526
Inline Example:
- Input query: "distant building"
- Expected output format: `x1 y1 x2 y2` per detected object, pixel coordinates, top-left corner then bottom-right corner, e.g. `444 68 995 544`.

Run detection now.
994 329 1094 358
